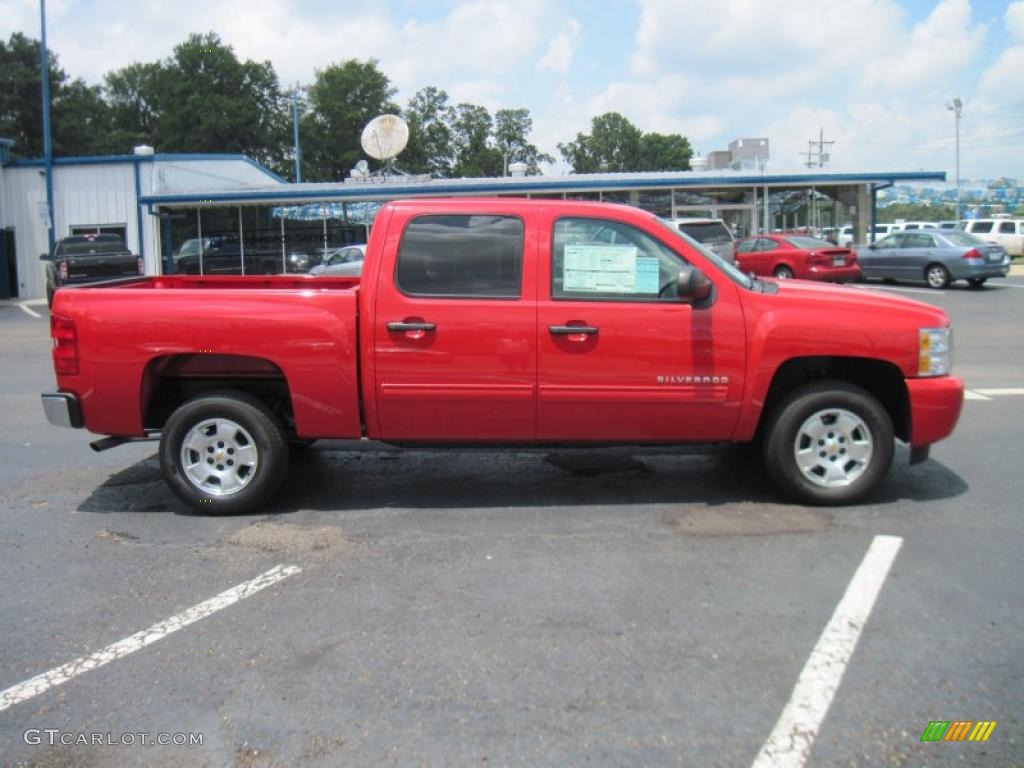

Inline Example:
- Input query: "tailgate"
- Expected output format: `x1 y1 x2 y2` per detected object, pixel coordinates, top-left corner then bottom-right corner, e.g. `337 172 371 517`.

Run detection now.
62 253 140 282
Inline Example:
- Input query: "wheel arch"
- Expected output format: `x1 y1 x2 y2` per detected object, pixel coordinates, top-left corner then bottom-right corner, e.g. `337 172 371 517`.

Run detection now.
757 356 910 443
141 353 298 436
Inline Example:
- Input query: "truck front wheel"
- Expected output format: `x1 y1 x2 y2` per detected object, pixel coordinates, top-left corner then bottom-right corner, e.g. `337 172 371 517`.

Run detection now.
159 391 289 514
762 381 894 505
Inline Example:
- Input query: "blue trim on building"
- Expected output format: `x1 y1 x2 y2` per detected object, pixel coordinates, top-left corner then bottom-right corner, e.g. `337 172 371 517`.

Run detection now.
137 170 948 207
6 152 286 183
133 159 144 255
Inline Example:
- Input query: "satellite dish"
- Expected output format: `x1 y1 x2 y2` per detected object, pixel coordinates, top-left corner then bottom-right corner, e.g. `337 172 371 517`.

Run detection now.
360 114 409 163
354 159 369 174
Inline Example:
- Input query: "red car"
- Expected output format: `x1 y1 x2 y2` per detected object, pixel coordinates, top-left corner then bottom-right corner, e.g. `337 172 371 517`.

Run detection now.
736 234 861 281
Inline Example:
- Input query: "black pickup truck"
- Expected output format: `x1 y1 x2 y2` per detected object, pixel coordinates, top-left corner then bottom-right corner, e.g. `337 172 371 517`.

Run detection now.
41 234 143 306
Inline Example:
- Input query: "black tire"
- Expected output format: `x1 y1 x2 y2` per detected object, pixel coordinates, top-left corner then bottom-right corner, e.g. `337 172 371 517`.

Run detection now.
762 381 894 506
46 285 55 308
967 278 987 289
773 265 795 279
289 438 318 451
159 390 289 514
924 263 950 289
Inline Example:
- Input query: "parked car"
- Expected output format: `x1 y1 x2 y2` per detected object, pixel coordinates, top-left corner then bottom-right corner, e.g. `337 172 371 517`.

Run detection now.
836 225 855 247
857 229 1010 288
41 234 143 307
736 234 860 282
958 218 1023 258
42 198 964 512
893 221 939 232
173 237 316 275
873 223 901 239
664 218 736 264
308 244 366 277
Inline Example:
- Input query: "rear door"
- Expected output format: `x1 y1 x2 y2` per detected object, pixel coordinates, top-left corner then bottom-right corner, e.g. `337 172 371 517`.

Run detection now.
536 213 745 441
373 208 538 440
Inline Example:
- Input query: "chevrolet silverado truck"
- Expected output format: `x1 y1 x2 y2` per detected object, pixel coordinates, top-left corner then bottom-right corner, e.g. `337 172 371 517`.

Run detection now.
41 199 964 513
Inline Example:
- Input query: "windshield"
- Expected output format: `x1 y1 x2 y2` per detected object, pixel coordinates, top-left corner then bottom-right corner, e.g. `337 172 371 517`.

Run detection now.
56 237 128 256
676 221 732 244
786 236 837 249
657 219 753 289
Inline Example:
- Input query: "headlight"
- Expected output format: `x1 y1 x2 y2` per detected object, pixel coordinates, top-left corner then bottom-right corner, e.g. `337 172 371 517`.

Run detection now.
918 327 951 376
288 253 310 270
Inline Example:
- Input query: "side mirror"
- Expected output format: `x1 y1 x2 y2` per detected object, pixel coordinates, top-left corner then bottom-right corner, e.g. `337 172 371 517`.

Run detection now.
39 252 53 262
676 266 714 305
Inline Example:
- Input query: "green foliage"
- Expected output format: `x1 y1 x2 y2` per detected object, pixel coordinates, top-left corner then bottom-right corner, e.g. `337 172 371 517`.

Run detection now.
494 108 554 175
104 33 289 170
301 59 398 181
877 202 956 222
0 32 111 157
559 112 691 173
402 87 455 176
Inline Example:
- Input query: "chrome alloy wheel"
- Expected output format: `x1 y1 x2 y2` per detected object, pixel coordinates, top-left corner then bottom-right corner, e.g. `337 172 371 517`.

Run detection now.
792 408 873 488
180 418 259 496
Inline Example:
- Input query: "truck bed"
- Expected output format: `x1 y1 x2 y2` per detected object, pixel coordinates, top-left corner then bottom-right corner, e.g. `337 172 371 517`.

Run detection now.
50 275 364 439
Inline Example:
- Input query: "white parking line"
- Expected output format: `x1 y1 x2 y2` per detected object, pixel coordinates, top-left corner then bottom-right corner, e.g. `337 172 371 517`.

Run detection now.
0 564 300 713
751 535 903 768
867 285 945 296
17 300 43 319
964 390 992 401
974 388 1024 396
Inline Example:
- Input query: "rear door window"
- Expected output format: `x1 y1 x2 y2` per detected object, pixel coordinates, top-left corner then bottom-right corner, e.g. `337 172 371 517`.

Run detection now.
396 215 523 298
999 221 1016 234
677 221 732 245
970 221 993 234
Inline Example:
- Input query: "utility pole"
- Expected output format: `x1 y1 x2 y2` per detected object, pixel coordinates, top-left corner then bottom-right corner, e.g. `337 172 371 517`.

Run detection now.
291 83 303 183
800 127 834 169
946 97 962 223
39 0 55 255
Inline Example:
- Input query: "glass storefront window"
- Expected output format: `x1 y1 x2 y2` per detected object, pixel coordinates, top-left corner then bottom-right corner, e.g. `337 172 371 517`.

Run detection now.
601 191 631 205
637 189 671 218
240 205 284 274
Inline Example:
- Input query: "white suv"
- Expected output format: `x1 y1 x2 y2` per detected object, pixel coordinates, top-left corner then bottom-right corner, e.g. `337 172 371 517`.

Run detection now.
665 218 736 264
959 219 1023 257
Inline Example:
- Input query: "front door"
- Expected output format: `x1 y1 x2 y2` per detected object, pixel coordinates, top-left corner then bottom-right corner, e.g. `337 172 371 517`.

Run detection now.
373 208 538 441
536 214 746 441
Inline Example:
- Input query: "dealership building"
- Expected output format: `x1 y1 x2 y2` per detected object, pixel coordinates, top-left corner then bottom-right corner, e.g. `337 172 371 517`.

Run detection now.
0 139 946 299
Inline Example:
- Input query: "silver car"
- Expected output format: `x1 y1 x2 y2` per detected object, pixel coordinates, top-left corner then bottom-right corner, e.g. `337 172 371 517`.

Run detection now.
664 218 736 264
857 230 1010 289
308 244 366 277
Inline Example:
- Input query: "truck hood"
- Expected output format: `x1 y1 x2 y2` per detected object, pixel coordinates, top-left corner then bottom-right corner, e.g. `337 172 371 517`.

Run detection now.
769 279 949 326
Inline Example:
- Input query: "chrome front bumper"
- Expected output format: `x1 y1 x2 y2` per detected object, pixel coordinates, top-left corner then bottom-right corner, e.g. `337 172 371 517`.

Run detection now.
41 392 83 429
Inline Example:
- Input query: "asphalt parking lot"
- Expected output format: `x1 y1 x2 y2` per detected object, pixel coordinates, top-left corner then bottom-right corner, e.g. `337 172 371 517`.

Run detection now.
1 277 1022 767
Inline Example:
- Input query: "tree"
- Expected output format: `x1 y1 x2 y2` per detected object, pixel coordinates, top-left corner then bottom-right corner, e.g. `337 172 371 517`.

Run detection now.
877 202 955 222
402 86 454 176
559 112 693 173
558 112 642 173
301 59 398 181
637 132 692 172
494 108 553 175
450 103 502 177
104 62 162 152
0 32 111 157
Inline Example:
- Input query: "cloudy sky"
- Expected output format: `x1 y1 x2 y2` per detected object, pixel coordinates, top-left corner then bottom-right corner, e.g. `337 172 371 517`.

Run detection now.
3 0 1022 178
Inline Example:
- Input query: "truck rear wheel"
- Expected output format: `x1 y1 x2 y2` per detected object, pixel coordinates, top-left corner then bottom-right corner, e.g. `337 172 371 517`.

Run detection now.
762 381 893 505
159 391 289 514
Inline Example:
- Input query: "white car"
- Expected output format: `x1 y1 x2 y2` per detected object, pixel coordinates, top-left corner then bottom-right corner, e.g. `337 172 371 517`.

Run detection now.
958 219 1023 258
308 244 366 277
664 218 736 264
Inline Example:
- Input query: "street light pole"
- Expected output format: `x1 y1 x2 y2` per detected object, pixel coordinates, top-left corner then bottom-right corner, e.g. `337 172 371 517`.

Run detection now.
291 83 302 184
946 97 962 223
39 0 55 255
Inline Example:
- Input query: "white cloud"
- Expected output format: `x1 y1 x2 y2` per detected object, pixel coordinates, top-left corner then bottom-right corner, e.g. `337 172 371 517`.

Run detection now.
859 0 986 91
538 18 580 75
1006 1 1024 41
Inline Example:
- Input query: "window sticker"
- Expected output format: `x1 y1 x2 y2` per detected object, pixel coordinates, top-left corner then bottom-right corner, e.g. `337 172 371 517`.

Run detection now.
563 244 648 293
635 256 660 293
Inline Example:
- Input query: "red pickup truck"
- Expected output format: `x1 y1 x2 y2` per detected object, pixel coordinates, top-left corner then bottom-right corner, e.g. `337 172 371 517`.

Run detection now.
42 199 963 513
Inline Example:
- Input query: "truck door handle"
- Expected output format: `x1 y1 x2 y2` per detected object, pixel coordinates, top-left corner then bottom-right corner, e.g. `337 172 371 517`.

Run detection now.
549 325 599 336
387 321 436 332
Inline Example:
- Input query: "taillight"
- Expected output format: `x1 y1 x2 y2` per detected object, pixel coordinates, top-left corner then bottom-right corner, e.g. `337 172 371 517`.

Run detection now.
137 256 145 275
962 248 982 260
58 260 68 281
51 314 79 376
